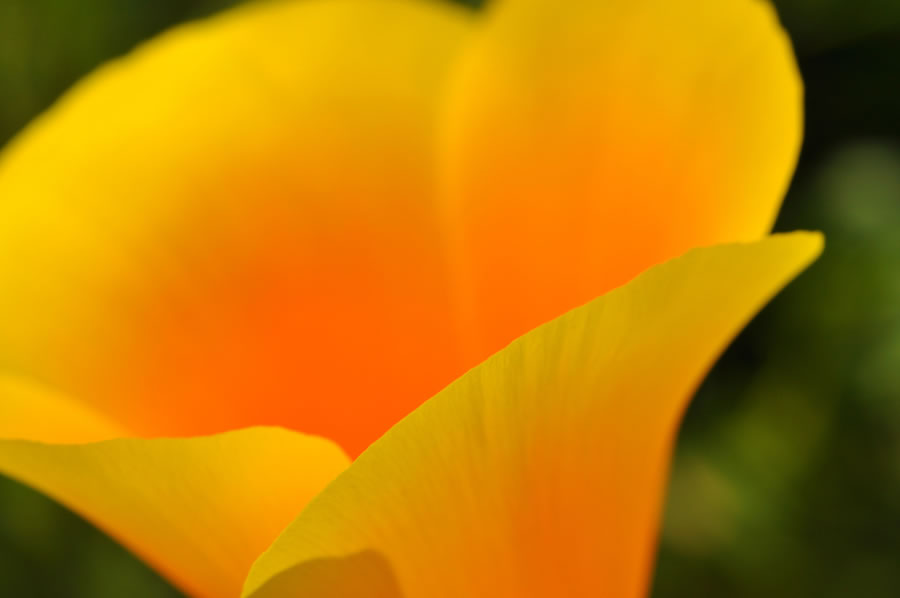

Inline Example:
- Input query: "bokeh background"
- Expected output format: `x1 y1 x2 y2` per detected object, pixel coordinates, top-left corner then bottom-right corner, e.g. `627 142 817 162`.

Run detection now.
1 0 898 596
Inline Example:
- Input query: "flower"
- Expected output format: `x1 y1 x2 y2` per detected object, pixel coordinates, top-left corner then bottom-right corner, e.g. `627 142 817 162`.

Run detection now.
0 0 821 597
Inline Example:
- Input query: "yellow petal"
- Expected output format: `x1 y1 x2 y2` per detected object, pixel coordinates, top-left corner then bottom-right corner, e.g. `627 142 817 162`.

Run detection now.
0 426 349 598
0 0 472 457
243 232 823 598
440 0 803 362
0 374 125 443
250 551 402 598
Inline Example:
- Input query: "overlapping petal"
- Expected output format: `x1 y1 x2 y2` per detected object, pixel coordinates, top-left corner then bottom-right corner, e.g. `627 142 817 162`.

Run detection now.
243 233 823 598
250 551 402 598
440 0 803 362
0 411 349 598
0 0 473 457
0 2 817 597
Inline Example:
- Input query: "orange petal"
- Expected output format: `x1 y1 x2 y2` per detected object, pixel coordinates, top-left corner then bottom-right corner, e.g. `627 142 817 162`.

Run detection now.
440 0 803 362
243 233 822 598
0 424 349 598
0 0 473 456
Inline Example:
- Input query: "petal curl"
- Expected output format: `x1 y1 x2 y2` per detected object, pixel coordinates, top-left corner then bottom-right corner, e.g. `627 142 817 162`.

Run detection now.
440 0 803 361
0 425 349 598
0 0 472 456
243 232 822 598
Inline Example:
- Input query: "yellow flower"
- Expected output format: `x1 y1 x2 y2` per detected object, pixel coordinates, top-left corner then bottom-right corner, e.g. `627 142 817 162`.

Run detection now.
0 1 821 597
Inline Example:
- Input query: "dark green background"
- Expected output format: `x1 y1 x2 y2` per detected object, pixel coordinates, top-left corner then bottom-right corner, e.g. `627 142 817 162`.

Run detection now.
1 0 898 596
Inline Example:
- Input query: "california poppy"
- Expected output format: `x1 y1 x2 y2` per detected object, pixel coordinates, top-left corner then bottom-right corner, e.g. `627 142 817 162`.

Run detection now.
0 1 821 597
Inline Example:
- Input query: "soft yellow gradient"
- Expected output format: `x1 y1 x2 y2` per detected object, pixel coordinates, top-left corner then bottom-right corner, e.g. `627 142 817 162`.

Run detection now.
243 233 823 598
0 0 473 458
440 0 803 363
0 426 349 598
0 374 125 443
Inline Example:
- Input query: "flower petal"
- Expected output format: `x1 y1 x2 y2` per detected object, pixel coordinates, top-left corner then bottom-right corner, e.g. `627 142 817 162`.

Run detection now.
440 0 803 362
0 425 349 598
250 551 402 598
0 374 125 443
243 232 823 598
0 0 472 456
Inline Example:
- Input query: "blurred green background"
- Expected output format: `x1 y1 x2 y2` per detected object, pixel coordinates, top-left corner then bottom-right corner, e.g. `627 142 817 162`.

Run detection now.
0 0 898 596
